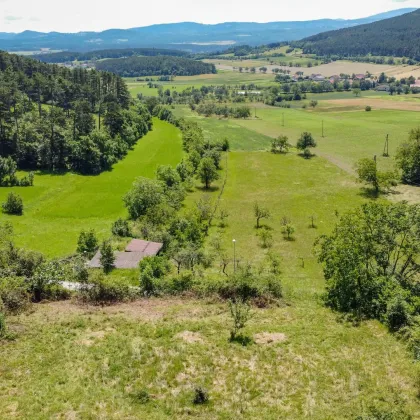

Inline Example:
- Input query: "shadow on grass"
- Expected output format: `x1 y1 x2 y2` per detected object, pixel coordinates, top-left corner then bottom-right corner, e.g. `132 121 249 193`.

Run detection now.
298 153 317 160
229 334 253 346
195 185 220 193
357 187 380 200
282 236 296 242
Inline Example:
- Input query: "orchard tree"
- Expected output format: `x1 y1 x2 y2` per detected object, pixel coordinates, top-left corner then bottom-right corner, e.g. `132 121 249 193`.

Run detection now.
271 135 290 154
254 202 270 229
197 157 219 189
355 158 397 194
297 132 317 156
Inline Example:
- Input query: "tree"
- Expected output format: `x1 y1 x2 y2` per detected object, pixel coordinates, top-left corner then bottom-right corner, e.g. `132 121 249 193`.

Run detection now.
309 100 318 108
396 128 420 185
229 299 252 342
99 241 115 274
353 88 361 97
112 218 131 237
2 192 23 215
271 135 290 154
124 177 165 219
156 165 181 188
355 158 397 194
296 132 317 156
77 229 98 258
197 157 219 189
254 202 270 229
316 202 420 321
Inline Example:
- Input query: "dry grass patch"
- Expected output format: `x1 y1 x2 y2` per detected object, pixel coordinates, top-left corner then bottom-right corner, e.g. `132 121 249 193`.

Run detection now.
254 332 287 345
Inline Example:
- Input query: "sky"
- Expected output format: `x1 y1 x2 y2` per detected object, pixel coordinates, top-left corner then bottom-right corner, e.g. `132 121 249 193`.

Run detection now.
1 0 420 33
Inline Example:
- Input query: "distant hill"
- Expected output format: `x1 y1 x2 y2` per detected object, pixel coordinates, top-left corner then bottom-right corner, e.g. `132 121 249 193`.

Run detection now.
37 48 188 63
95 56 216 77
0 8 415 53
295 8 420 59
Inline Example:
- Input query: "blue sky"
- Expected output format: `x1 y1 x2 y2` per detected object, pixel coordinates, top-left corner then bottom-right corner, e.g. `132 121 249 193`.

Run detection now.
1 0 419 33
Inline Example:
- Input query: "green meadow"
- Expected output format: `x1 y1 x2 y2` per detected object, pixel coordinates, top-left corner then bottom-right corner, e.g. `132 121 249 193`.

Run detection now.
0 119 182 257
2 149 420 419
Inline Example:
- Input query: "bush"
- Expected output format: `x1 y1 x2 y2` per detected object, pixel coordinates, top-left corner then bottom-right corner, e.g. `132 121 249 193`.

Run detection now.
385 296 412 332
193 387 209 405
81 272 137 304
0 312 7 339
111 218 131 237
167 271 194 294
2 192 23 215
365 105 372 111
99 241 115 274
77 229 98 258
229 299 252 341
0 277 30 315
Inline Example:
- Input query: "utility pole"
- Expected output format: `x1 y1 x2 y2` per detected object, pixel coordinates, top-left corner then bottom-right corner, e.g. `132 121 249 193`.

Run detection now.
282 112 285 127
322 120 324 138
232 239 236 274
255 107 257 118
383 134 389 157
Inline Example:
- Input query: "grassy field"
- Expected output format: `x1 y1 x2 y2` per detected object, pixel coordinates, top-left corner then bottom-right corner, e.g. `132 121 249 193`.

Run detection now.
2 150 419 419
0 119 182 257
175 94 420 172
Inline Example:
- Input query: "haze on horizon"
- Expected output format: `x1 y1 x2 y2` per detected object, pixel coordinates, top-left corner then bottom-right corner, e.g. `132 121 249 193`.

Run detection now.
1 0 420 33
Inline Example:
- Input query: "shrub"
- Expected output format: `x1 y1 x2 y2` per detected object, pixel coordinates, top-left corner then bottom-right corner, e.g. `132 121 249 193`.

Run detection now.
258 228 273 248
99 241 115 274
168 271 194 294
2 192 23 215
385 296 412 332
77 229 98 258
111 218 131 237
29 261 71 302
81 272 137 304
193 387 209 405
0 312 7 339
0 277 30 315
229 299 252 341
365 105 372 111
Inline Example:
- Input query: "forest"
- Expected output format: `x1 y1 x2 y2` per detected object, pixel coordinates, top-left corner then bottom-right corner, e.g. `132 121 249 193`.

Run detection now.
0 50 152 174
95 56 216 77
294 9 420 59
38 48 188 64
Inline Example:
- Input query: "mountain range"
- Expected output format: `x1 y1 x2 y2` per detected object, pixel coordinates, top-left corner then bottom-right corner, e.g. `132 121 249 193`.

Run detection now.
0 8 416 53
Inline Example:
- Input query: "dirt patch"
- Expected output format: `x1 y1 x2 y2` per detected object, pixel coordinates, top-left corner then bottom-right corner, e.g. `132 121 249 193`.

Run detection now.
77 328 116 347
324 98 420 112
254 332 287 345
388 184 420 204
175 331 204 344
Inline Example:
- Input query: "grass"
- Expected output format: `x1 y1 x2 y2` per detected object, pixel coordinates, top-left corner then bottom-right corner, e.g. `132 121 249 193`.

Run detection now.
2 150 419 418
0 119 183 257
175 97 420 172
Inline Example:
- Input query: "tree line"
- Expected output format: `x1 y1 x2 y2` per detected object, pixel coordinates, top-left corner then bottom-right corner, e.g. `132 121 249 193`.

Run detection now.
95 56 216 77
38 48 188 64
0 50 152 175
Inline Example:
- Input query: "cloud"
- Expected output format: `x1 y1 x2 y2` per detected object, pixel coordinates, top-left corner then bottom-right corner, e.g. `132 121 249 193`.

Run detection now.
392 0 409 2
29 17 40 21
4 15 23 21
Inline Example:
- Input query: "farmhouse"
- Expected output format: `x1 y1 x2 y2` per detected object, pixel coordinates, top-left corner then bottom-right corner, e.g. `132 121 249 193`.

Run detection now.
88 239 163 269
410 80 420 88
354 74 366 80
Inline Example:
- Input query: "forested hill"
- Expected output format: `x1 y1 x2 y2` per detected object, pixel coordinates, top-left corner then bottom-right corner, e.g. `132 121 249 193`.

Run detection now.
95 56 216 77
38 48 188 64
0 50 152 175
295 9 420 59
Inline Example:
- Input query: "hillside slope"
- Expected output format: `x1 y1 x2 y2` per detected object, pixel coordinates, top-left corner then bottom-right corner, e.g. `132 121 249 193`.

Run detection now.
0 8 415 53
296 8 420 59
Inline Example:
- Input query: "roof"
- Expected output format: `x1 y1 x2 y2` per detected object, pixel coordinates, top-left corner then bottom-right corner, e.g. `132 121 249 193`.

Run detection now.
125 239 163 255
88 251 146 269
88 239 163 269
